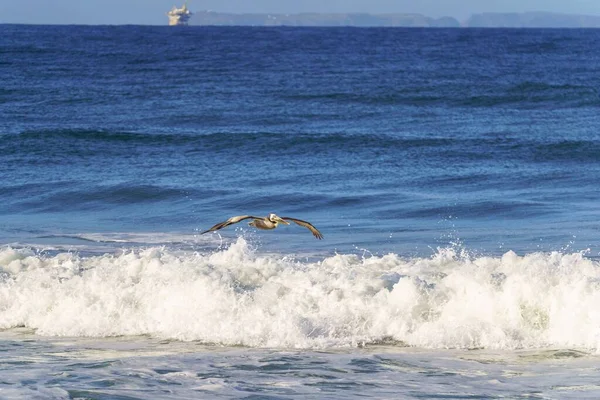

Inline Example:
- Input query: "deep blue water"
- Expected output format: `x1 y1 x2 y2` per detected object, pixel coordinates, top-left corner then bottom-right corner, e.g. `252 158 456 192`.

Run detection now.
2 25 600 256
3 25 600 256
3 24 600 400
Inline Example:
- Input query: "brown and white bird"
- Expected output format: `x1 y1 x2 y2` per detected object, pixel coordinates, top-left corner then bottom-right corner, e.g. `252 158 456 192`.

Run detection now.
201 213 323 239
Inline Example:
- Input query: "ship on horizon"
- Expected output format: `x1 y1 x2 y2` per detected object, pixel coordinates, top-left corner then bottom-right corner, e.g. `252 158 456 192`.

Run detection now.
167 3 192 26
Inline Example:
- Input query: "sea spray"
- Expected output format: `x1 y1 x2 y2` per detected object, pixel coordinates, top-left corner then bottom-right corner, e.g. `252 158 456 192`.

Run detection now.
1 240 599 350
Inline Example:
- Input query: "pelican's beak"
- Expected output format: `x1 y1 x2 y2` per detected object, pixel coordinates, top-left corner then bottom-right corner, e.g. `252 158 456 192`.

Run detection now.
275 216 290 225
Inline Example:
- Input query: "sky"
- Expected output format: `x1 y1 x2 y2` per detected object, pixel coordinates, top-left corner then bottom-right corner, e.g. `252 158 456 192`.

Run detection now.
1 0 600 25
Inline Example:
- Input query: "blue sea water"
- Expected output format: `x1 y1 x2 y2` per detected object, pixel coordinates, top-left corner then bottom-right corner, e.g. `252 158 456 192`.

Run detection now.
2 25 600 399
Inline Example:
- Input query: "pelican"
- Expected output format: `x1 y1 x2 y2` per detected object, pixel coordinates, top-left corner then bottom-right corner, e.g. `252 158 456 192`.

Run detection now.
201 213 323 239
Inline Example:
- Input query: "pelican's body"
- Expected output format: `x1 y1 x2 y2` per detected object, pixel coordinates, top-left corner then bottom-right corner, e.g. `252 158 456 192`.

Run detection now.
201 213 323 239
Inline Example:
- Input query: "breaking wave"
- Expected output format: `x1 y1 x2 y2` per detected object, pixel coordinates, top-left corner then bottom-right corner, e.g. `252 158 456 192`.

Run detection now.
1 238 599 350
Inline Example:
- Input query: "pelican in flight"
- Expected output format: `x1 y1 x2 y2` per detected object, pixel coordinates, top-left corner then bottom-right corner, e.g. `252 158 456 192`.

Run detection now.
201 213 323 239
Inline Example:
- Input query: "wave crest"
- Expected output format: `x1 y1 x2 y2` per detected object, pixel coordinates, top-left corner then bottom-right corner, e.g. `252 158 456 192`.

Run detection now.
1 240 598 350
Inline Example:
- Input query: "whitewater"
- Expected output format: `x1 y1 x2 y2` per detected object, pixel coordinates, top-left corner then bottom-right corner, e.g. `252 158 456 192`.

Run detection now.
3 239 600 399
2 238 599 351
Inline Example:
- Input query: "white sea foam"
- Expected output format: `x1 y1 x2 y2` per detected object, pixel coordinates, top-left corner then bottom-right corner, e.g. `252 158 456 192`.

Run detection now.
1 239 599 350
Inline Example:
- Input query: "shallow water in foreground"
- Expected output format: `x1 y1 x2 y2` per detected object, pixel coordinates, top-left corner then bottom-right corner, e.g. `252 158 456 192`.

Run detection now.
2 329 600 400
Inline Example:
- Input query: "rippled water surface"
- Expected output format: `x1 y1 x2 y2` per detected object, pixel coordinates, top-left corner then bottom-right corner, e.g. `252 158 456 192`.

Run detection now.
3 330 600 400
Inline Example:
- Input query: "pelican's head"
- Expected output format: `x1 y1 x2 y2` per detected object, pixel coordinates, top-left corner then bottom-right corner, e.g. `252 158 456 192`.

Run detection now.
269 213 290 225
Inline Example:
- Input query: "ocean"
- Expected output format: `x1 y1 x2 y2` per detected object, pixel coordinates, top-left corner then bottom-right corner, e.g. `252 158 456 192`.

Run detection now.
1 24 600 399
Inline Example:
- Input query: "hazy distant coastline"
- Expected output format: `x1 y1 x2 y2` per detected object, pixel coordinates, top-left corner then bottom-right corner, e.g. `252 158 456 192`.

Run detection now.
191 11 600 28
191 11 459 27
465 12 600 28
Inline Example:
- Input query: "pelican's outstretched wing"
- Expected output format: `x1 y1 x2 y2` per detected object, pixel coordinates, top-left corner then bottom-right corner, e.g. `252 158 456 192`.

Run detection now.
281 217 323 239
201 215 258 235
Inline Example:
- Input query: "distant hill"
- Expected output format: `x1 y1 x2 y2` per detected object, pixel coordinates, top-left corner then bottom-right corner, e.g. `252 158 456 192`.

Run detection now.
465 12 600 28
191 11 460 27
189 10 600 28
